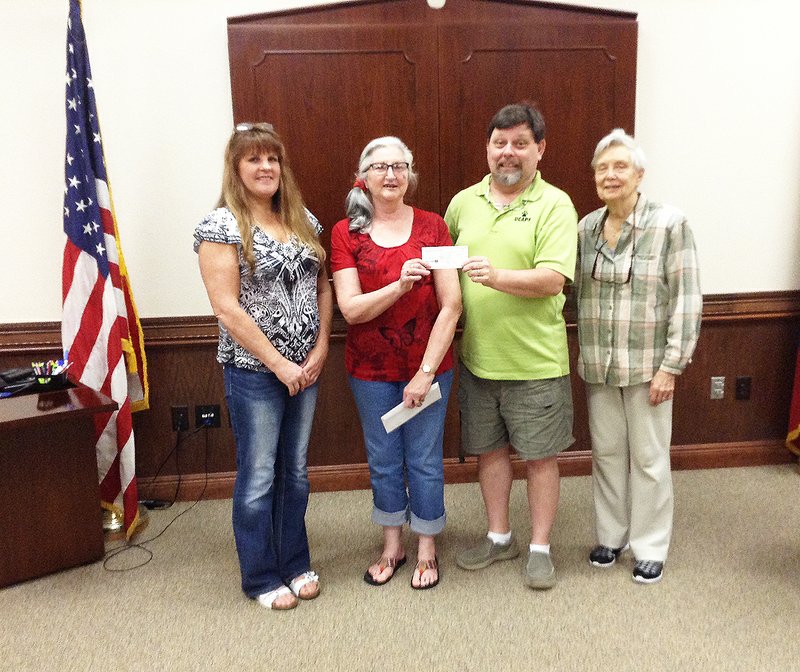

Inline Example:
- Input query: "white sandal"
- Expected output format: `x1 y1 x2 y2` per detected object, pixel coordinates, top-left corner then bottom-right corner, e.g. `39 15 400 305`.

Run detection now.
256 585 297 610
288 570 320 600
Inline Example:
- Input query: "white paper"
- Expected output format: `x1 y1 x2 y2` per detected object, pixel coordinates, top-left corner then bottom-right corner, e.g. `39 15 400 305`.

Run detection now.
380 382 442 433
421 246 468 269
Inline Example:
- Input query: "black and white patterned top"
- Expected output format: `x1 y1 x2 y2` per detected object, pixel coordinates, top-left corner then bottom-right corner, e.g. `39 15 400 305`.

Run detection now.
193 206 323 370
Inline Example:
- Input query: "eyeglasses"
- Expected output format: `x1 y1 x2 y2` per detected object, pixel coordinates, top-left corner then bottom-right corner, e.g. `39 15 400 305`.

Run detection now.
234 122 274 133
591 210 637 285
367 162 410 175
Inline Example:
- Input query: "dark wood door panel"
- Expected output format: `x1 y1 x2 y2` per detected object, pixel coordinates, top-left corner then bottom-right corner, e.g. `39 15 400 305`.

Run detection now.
438 22 636 217
228 25 440 246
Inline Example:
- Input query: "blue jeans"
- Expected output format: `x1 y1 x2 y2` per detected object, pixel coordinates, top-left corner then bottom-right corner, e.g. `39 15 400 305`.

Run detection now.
348 369 453 536
224 364 317 597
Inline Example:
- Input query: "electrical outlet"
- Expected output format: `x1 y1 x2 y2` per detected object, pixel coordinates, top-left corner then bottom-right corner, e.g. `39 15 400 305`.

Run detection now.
710 376 725 400
735 376 752 400
171 405 189 431
195 404 221 428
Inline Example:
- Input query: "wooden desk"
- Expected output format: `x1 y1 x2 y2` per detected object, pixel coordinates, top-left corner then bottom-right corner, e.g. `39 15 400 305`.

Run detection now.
0 384 117 588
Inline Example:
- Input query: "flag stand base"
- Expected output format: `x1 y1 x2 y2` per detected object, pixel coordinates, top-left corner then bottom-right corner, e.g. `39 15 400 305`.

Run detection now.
102 505 149 542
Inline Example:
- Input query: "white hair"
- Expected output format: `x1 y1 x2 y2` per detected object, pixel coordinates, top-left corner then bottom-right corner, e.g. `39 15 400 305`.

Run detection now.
591 128 647 171
345 136 418 233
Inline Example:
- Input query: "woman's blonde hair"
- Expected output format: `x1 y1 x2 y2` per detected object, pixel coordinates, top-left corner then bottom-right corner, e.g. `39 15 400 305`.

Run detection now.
217 123 325 273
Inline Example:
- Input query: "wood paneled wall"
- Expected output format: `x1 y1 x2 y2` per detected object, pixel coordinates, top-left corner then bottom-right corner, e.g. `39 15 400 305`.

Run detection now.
1 291 797 500
3 4 796 500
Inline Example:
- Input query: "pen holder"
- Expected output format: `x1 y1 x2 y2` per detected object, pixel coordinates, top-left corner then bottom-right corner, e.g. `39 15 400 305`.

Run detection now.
35 372 71 391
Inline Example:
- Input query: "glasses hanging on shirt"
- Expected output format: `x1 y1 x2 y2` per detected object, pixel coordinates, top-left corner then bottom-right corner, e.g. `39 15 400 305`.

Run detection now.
591 208 637 285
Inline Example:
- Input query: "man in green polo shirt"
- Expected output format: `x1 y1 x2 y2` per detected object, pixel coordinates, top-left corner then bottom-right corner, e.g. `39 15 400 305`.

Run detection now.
445 102 577 589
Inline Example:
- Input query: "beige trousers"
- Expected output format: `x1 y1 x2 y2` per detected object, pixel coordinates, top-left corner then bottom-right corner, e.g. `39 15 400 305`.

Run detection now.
586 382 674 562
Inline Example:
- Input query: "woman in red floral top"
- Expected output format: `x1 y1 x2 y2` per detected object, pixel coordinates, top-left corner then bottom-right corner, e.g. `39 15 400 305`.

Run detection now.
331 137 461 590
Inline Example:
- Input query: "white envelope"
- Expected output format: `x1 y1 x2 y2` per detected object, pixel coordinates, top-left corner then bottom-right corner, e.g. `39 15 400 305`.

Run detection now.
421 246 468 269
380 382 442 433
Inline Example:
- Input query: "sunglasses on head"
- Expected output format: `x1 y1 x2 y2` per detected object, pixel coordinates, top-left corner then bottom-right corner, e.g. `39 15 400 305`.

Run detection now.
234 122 275 133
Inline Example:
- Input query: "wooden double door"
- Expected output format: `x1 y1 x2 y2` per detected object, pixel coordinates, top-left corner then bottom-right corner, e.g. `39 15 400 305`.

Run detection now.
226 0 637 470
227 0 638 243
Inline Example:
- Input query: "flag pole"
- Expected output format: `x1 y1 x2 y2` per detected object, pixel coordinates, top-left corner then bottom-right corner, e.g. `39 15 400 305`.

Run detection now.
62 0 149 540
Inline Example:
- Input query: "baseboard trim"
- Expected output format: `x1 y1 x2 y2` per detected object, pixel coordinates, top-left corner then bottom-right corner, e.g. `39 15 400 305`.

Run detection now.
136 439 794 502
136 471 237 503
669 440 795 470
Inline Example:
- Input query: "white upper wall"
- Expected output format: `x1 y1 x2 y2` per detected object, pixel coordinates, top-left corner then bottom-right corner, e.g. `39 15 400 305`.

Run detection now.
1 0 799 322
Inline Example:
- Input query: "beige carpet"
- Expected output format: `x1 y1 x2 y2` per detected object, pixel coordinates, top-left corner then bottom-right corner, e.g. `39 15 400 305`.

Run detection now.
2 465 799 671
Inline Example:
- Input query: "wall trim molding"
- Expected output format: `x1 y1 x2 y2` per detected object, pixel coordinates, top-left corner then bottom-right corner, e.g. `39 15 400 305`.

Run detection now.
136 440 794 502
3 290 800 353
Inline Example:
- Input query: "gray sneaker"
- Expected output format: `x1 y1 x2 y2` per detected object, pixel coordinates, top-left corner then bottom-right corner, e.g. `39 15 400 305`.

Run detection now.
525 551 556 589
456 536 520 570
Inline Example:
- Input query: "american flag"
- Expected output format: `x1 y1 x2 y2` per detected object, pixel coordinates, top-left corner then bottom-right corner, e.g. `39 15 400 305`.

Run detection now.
62 0 149 538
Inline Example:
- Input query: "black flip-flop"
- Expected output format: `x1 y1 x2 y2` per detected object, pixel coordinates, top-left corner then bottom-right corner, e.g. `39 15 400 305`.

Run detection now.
410 556 439 590
363 555 407 586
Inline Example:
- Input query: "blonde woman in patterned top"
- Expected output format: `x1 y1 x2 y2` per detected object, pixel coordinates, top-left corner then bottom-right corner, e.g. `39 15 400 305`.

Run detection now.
194 122 332 610
575 128 702 585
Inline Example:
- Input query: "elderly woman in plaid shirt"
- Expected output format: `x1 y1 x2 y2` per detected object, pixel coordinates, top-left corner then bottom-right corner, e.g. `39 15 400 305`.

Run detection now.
575 129 702 585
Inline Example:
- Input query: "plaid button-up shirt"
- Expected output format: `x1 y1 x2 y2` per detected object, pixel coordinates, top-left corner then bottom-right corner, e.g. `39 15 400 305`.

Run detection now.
575 194 702 386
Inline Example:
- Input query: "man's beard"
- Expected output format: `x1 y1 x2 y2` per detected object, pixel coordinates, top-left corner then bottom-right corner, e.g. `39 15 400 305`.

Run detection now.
492 168 522 187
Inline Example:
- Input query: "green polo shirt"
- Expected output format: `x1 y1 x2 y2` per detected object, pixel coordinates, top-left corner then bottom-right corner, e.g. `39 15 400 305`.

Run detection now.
445 172 577 380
